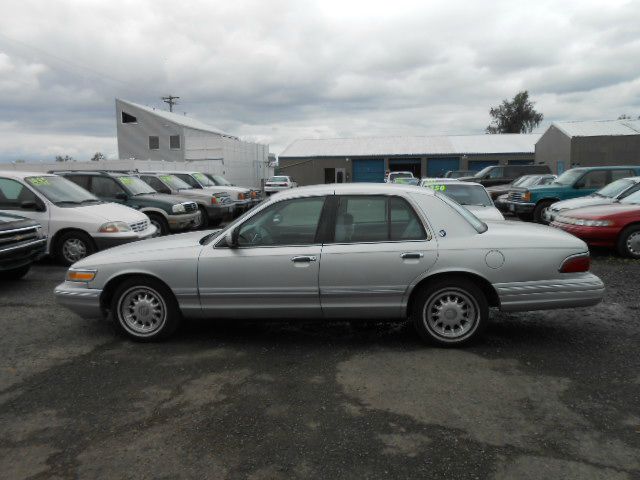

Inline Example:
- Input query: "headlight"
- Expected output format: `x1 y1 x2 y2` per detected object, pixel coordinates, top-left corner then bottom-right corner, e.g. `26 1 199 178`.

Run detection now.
238 193 246 200
556 216 612 227
66 269 96 282
98 221 132 233
172 203 186 213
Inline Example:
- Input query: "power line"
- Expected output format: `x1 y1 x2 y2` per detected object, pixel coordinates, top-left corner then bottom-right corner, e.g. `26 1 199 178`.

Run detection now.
161 95 180 112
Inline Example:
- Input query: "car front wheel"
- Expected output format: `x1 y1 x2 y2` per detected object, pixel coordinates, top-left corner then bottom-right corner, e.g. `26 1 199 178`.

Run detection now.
533 200 554 224
111 276 181 341
617 225 640 259
56 231 95 266
147 213 169 236
411 278 488 347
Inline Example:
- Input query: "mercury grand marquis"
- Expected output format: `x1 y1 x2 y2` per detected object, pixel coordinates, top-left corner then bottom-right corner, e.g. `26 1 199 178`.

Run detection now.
55 184 605 346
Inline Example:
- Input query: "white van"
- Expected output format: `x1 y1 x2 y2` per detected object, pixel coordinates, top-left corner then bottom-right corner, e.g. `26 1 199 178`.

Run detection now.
0 171 156 265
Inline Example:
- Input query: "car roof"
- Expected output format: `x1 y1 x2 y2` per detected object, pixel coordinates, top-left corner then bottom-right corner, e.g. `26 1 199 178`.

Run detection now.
271 183 436 200
569 166 640 172
0 171 57 180
420 178 460 183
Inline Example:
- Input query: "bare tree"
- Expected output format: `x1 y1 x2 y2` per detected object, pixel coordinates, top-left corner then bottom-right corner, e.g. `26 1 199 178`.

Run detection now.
55 155 74 162
91 152 106 162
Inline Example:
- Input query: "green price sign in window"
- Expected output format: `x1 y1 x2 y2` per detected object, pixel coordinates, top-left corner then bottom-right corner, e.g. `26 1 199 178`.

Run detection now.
27 177 50 186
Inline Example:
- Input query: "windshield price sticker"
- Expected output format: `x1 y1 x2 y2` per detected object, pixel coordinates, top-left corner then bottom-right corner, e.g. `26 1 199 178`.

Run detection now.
160 175 173 182
120 177 134 186
27 177 50 186
193 173 207 181
429 184 447 191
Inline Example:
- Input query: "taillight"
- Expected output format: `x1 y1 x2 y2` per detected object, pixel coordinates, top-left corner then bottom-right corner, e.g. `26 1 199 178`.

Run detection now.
559 254 590 273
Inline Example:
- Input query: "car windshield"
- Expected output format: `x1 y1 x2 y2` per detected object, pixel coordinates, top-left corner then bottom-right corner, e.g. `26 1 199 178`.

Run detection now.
447 171 471 178
621 189 640 205
158 174 193 190
118 176 156 195
268 176 289 182
435 191 487 233
553 169 585 186
25 175 99 205
473 166 494 178
393 178 419 185
423 183 492 207
210 175 232 186
596 178 634 198
390 172 413 180
192 172 216 187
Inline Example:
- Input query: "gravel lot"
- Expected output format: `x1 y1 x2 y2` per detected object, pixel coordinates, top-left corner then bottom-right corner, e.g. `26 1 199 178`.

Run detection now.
1 252 639 479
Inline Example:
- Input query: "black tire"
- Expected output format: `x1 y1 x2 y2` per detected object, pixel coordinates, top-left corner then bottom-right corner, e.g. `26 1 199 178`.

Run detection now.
55 230 95 266
533 200 554 224
616 224 640 259
110 276 181 342
411 277 488 347
147 213 169 236
1 264 31 280
198 206 210 229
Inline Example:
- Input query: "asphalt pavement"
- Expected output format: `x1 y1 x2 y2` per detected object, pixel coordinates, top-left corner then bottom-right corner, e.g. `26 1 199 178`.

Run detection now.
1 253 639 480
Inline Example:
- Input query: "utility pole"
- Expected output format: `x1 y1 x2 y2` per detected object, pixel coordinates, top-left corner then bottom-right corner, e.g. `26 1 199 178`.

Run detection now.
161 95 180 112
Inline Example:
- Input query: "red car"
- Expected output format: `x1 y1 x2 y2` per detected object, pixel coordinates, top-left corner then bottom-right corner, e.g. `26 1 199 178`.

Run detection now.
551 190 640 258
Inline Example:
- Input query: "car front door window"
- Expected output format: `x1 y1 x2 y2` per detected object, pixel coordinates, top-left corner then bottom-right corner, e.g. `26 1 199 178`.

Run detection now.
236 197 325 247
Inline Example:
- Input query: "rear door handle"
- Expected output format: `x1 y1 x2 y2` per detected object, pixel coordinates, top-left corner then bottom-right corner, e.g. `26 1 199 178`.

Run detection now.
400 252 424 259
291 256 317 263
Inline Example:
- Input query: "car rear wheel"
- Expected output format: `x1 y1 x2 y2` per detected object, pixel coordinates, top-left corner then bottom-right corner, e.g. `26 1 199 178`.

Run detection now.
56 231 95 266
111 276 181 341
533 200 554 224
411 278 488 347
617 225 640 259
147 213 169 236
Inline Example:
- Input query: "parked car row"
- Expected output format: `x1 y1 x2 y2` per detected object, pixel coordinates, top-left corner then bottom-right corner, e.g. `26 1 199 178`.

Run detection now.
0 169 264 268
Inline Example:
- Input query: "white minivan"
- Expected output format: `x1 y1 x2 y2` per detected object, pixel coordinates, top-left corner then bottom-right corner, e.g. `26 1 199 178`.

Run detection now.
0 171 156 265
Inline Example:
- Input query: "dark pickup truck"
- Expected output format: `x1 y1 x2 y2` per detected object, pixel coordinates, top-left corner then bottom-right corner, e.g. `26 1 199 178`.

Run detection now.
0 213 47 280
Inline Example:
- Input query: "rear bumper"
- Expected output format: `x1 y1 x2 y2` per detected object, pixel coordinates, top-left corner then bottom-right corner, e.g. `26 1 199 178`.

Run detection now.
494 273 605 312
54 282 104 318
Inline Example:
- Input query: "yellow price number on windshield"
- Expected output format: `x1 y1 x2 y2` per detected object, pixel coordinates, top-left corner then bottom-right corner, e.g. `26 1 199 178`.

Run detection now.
27 177 50 186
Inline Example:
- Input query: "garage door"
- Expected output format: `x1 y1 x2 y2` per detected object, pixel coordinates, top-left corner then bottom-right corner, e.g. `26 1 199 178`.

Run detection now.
352 159 385 183
468 160 499 172
388 158 421 177
427 157 459 178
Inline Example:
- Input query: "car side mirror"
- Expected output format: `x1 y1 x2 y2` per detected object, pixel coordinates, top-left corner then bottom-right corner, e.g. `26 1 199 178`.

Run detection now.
225 228 238 248
115 192 128 200
21 200 39 211
574 181 585 189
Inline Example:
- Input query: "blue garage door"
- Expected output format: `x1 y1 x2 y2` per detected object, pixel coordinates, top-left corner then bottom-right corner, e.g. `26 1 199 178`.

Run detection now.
352 158 385 183
468 160 499 172
427 157 460 178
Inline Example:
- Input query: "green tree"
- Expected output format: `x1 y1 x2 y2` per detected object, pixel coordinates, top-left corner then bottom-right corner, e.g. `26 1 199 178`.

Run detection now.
486 91 543 134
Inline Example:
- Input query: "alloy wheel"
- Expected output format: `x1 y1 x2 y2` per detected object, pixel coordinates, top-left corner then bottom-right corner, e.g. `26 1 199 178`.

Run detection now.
117 286 167 337
62 238 88 263
423 288 479 340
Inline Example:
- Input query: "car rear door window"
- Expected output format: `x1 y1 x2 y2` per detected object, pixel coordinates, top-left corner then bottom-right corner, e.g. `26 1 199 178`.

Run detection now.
64 175 90 190
236 197 325 247
611 169 635 181
91 176 125 197
334 195 426 243
578 170 608 189
142 176 171 193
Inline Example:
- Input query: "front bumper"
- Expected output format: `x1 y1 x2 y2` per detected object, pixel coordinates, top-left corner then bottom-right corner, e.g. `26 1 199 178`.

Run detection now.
54 281 104 318
505 201 535 215
494 273 605 312
92 227 157 251
550 222 619 247
167 211 200 231
0 238 47 271
204 203 235 221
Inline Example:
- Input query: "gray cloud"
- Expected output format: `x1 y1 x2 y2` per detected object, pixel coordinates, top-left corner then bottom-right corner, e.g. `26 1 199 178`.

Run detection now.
0 0 639 162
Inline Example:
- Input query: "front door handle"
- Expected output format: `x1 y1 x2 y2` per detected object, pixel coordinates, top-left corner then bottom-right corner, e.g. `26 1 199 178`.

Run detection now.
400 252 424 260
291 255 317 263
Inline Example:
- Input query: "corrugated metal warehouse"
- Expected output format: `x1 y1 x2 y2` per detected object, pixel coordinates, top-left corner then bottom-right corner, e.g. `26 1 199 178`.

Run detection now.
115 99 271 187
278 134 540 185
536 119 640 174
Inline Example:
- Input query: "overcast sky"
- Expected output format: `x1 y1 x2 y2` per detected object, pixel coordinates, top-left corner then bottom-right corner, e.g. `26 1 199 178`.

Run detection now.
1 0 639 162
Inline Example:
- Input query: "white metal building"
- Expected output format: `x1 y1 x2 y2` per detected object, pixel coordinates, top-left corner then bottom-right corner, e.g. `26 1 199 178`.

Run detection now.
115 99 271 187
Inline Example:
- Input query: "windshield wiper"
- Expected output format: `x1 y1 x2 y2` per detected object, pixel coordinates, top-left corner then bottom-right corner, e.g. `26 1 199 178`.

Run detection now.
55 200 82 205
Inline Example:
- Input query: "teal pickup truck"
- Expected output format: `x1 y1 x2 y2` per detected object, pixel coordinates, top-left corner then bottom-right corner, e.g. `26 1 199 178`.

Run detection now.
505 166 640 223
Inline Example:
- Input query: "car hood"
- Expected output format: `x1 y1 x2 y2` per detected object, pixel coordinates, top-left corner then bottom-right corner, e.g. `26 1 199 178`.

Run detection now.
466 205 505 221
518 184 565 195
218 185 250 193
558 203 640 220
72 229 222 268
549 195 614 212
177 188 216 199
132 193 192 205
71 202 149 223
486 184 511 193
483 220 587 250
0 212 39 230
456 176 480 182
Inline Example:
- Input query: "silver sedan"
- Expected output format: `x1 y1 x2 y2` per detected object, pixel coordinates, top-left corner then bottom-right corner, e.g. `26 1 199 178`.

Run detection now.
55 184 604 346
